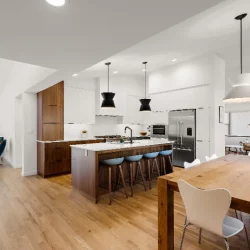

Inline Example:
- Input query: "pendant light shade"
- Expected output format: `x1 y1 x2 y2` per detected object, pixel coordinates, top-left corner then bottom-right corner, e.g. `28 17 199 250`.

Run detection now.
223 13 250 103
140 62 151 112
101 62 116 108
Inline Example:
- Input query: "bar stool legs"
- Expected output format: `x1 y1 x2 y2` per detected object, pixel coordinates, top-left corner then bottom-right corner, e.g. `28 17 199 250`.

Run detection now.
138 161 147 192
108 164 128 205
128 161 147 197
147 159 152 190
151 158 160 176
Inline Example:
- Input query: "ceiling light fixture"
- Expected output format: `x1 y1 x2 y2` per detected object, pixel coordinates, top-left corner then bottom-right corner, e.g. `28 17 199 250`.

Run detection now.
142 69 146 72
72 73 78 77
113 71 119 74
101 62 116 109
223 13 250 103
172 59 177 62
46 0 66 7
139 62 151 112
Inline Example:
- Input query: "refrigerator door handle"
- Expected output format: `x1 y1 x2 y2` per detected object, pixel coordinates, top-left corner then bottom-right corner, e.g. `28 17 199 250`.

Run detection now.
176 121 179 144
180 122 183 146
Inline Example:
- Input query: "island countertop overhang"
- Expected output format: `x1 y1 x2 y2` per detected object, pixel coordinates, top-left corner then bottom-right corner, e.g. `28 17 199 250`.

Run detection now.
70 139 174 153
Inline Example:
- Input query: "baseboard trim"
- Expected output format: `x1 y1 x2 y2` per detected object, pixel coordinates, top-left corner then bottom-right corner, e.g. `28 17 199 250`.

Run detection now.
21 171 38 177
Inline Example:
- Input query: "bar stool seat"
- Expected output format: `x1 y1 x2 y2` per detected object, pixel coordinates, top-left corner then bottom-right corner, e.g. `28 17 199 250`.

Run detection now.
159 150 173 174
100 157 128 205
125 155 147 196
143 152 159 189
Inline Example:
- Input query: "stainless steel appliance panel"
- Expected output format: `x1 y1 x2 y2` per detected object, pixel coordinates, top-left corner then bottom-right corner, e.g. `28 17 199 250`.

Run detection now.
169 109 196 168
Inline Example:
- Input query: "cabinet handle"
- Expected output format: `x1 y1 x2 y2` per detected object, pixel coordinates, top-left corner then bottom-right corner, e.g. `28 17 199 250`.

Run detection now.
55 147 63 149
48 104 57 107
197 140 203 142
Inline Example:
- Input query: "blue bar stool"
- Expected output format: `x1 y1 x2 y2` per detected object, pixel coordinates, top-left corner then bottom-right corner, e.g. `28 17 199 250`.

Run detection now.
125 155 147 197
143 152 159 189
100 157 128 205
159 150 173 174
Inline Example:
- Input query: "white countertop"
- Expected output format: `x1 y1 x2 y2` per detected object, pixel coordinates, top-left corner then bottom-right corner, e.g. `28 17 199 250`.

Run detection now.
36 138 100 143
70 139 174 152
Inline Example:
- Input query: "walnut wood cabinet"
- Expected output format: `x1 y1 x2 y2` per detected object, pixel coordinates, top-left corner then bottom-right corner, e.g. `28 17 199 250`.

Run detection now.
37 140 105 177
37 82 64 141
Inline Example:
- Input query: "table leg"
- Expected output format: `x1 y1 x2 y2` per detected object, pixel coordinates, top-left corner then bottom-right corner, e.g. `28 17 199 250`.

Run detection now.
158 178 174 250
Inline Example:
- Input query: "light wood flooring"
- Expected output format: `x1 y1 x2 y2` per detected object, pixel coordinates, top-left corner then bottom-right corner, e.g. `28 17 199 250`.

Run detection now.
0 165 249 249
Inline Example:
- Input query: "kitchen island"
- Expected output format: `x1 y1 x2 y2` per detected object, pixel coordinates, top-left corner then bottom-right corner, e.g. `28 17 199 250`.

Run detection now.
71 139 173 203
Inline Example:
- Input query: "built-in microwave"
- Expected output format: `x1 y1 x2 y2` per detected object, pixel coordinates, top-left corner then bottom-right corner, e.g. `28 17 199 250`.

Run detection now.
151 125 168 138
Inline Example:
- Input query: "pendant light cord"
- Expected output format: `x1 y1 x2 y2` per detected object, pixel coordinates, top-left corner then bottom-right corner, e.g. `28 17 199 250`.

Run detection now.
108 63 110 92
240 18 243 74
145 63 147 98
105 62 111 92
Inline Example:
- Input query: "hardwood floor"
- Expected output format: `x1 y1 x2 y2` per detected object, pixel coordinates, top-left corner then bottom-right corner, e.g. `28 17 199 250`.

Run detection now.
0 165 249 249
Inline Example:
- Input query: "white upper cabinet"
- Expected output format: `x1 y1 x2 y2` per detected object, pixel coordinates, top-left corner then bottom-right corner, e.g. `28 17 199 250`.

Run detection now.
64 86 95 124
123 95 143 124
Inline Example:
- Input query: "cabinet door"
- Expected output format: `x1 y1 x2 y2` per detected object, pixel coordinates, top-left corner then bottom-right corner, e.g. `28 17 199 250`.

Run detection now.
42 105 62 123
124 95 142 124
65 87 95 124
196 107 210 141
42 124 63 141
196 140 210 163
43 85 58 106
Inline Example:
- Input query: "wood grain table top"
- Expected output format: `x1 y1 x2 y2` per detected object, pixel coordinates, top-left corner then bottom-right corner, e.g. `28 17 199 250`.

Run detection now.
159 154 250 206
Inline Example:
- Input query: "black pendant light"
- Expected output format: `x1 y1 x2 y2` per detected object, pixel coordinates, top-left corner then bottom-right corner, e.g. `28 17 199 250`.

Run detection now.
101 62 116 108
140 62 151 112
223 13 250 103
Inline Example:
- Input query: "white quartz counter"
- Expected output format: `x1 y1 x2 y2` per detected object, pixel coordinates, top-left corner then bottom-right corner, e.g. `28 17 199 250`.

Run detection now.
36 138 101 143
70 139 174 152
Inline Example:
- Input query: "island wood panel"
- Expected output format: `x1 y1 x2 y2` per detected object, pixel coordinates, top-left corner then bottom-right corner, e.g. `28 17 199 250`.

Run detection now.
71 143 173 203
158 154 250 250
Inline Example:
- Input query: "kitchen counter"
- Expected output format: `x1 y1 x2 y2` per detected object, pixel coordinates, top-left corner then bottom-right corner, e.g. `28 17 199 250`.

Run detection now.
71 139 174 152
37 138 100 143
71 138 173 203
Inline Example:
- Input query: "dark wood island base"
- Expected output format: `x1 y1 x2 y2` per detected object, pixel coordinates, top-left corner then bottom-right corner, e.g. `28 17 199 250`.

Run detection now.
71 141 173 203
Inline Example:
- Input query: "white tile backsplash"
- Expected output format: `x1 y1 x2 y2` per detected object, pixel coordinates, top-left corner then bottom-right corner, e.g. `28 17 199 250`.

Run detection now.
64 116 148 140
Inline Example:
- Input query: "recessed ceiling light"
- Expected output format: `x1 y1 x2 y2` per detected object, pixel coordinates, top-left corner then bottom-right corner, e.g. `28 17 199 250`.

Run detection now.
46 0 66 7
113 71 119 74
172 59 177 62
72 73 78 77
142 69 146 72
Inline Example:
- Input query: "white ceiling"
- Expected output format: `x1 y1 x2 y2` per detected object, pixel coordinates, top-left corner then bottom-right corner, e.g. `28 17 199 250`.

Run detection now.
0 0 224 92
76 0 250 79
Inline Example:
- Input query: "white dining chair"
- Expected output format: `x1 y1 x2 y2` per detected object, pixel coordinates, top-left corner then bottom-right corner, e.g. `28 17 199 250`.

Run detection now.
178 179 249 250
205 154 217 162
248 152 250 156
184 159 200 168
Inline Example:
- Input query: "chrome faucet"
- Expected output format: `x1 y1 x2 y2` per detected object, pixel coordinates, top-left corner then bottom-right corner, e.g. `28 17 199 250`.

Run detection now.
124 126 133 144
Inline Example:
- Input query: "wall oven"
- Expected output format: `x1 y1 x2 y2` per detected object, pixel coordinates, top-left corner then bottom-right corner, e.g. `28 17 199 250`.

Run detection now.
151 125 168 138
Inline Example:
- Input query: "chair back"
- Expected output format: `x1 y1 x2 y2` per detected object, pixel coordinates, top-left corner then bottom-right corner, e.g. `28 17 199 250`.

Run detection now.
178 179 231 237
0 140 7 156
248 152 250 156
184 159 200 168
205 154 217 162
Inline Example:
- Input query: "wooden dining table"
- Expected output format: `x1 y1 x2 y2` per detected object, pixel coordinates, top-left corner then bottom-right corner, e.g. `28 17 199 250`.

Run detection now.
158 154 250 250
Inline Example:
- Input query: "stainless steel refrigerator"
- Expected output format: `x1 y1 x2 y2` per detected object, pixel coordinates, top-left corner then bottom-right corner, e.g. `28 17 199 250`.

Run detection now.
168 109 196 168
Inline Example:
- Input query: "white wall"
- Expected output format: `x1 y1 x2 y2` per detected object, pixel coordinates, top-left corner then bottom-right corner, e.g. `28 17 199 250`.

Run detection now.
14 96 23 168
64 116 148 139
0 58 55 167
148 54 226 157
21 93 37 176
230 112 250 136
